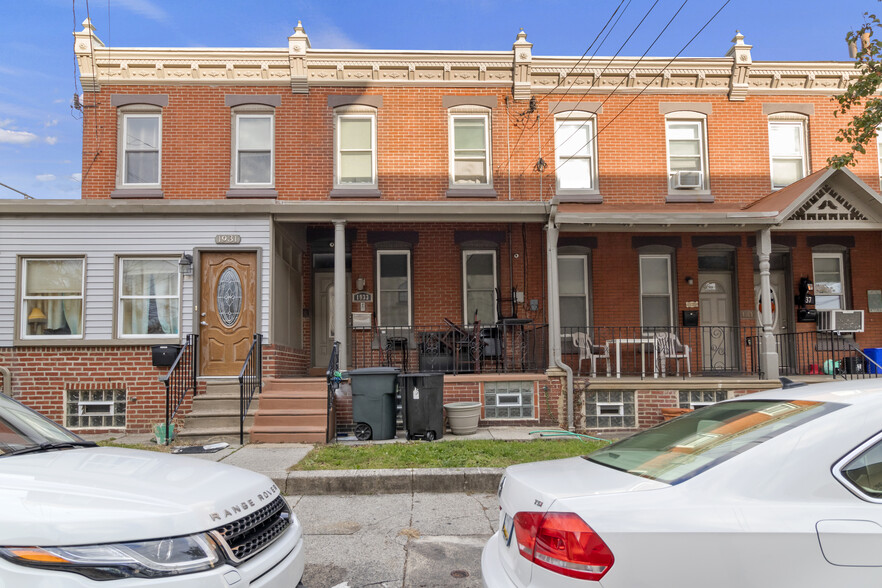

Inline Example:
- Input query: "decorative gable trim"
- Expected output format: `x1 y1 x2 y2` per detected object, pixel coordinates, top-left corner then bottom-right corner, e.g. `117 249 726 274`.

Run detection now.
788 184 868 222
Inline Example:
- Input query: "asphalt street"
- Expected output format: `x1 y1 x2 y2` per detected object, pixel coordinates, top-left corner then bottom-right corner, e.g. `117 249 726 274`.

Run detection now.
288 492 500 588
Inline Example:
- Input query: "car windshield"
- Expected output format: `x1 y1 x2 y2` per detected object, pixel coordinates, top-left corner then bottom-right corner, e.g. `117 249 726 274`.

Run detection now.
587 399 842 485
0 393 89 457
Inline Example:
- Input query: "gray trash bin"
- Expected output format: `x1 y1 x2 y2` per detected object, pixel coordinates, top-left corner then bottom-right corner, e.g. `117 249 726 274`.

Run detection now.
348 367 400 440
399 373 444 441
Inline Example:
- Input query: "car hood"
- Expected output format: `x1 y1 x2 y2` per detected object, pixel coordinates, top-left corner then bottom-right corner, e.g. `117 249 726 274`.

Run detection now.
0 447 284 546
501 456 668 512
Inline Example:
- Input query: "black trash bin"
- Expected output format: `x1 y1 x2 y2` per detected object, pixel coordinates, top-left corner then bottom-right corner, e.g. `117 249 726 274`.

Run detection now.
348 367 400 440
399 373 444 441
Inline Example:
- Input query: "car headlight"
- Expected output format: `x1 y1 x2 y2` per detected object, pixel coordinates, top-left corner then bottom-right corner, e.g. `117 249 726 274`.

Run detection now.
0 533 222 581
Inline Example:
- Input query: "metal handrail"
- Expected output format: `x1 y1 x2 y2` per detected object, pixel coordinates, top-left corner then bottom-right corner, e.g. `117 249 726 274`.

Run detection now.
238 333 263 445
326 341 340 443
159 334 198 446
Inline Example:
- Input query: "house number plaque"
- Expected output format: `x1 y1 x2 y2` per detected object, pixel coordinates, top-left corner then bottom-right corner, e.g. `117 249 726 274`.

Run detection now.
215 234 241 244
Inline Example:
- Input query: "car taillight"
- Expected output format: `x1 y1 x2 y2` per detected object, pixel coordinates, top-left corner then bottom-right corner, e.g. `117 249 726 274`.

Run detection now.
513 511 614 581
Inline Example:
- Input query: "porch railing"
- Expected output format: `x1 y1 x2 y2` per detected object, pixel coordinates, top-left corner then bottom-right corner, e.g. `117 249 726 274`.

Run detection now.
159 334 198 446
238 333 263 444
326 341 340 442
772 330 882 379
560 326 762 379
348 323 548 374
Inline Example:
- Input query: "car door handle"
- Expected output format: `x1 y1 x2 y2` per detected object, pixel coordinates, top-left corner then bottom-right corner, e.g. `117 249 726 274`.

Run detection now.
200 321 209 326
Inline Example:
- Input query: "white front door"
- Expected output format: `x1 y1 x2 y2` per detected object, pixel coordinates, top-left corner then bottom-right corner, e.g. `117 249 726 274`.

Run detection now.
699 272 736 372
754 269 794 372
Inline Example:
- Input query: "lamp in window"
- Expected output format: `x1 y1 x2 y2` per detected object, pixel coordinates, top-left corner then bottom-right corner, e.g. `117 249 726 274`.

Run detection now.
27 306 47 324
178 253 193 276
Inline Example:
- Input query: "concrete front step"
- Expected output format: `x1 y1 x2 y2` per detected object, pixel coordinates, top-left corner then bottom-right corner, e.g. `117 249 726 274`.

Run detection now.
175 427 250 445
250 425 327 444
184 412 255 430
258 391 326 411
252 408 326 428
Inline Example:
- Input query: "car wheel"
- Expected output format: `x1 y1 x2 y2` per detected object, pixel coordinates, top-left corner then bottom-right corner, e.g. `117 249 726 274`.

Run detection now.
425 431 436 441
354 423 372 441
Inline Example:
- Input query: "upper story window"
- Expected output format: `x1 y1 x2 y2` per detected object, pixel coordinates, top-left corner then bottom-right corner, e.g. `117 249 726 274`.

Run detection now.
463 250 497 325
813 252 846 310
335 107 377 188
449 108 491 187
122 114 161 186
665 114 708 192
639 254 673 329
769 115 808 189
377 250 411 327
118 258 180 338
234 113 274 186
554 113 597 193
21 258 85 339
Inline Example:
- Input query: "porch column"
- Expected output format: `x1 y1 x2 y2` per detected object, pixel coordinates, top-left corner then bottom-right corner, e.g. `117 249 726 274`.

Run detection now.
333 219 348 371
756 228 779 380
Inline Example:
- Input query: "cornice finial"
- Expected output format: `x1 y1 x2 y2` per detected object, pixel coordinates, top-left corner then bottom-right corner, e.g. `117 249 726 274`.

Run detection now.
289 20 311 51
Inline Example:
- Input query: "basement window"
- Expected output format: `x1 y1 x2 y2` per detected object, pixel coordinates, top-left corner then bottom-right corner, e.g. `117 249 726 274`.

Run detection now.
484 381 535 419
585 390 635 429
66 388 126 429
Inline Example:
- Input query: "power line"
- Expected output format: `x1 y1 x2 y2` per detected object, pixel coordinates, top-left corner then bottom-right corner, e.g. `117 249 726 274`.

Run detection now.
0 182 35 199
549 0 731 178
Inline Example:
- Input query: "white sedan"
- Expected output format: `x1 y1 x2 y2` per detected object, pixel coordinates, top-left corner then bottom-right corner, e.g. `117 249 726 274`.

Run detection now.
482 379 882 587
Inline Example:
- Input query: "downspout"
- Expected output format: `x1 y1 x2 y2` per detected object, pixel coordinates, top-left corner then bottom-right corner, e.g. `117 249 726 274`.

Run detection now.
546 204 574 431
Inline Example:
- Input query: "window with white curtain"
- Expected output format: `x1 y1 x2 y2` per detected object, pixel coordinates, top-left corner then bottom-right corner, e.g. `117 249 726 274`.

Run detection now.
769 117 808 188
813 252 846 310
463 250 496 324
377 251 411 326
639 254 673 329
234 113 274 185
21 258 85 339
336 110 377 187
118 258 180 337
122 113 161 186
554 114 597 192
558 255 590 330
449 111 491 186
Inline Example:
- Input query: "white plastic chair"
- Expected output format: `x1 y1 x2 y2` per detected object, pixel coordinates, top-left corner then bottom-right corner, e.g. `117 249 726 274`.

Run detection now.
572 332 610 377
654 331 692 377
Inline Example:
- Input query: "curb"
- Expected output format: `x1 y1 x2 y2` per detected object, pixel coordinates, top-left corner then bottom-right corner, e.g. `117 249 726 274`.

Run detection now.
279 467 504 495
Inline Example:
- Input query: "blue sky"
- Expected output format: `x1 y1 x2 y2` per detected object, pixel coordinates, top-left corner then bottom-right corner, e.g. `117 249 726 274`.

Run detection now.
0 0 873 199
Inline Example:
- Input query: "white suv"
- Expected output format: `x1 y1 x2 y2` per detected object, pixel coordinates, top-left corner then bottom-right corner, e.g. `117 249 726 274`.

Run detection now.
0 393 304 586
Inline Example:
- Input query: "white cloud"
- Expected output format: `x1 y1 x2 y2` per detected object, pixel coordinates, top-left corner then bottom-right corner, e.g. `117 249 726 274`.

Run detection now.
36 174 56 182
45 136 58 145
44 119 58 128
311 24 364 49
71 173 82 182
114 0 169 23
0 128 37 144
0 119 12 127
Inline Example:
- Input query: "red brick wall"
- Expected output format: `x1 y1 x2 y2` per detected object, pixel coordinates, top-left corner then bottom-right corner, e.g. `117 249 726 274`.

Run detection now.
81 86 875 205
263 344 310 378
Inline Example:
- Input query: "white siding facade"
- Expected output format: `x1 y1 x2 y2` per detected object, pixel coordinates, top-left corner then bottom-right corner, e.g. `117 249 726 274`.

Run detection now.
0 215 272 347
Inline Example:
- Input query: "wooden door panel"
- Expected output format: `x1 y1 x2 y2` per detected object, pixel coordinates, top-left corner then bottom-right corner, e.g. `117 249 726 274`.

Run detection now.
200 252 257 376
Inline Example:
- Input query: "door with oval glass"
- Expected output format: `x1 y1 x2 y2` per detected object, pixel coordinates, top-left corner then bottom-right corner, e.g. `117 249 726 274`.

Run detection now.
199 251 257 377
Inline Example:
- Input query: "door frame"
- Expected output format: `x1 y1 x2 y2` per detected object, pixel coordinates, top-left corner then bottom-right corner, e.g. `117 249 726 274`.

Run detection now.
311 268 351 368
194 247 263 377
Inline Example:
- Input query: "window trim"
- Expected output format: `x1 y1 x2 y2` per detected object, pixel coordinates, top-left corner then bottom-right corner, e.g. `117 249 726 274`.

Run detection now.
558 254 591 330
334 108 378 189
834 429 882 504
554 112 599 195
664 112 710 195
233 112 275 187
768 116 809 189
376 250 412 327
20 256 86 341
462 250 497 325
639 254 674 330
120 113 162 188
448 109 492 188
116 256 182 339
812 251 847 310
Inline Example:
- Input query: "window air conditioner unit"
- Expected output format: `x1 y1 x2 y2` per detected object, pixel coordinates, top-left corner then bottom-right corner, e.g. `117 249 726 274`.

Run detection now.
816 309 864 333
673 170 702 189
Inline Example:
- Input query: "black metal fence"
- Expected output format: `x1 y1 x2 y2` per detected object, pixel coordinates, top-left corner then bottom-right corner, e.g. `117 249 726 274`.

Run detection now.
771 330 882 379
560 326 762 379
348 322 548 375
159 334 198 446
238 333 263 444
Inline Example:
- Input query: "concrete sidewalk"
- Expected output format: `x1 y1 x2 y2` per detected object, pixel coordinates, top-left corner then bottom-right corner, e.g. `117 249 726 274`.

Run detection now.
82 426 589 495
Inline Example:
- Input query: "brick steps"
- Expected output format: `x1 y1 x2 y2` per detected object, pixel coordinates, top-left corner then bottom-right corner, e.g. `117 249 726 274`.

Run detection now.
251 378 330 443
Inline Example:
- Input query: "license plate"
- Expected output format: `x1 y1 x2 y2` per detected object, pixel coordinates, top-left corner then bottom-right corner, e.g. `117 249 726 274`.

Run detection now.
501 513 514 547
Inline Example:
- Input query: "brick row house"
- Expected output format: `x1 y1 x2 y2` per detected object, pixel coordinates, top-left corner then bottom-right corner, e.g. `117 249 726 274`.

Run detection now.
2 20 881 440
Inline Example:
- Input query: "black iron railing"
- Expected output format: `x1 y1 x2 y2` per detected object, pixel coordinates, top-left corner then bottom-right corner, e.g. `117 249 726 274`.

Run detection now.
348 323 548 374
159 334 198 446
771 330 882 379
238 333 263 444
326 341 340 443
560 326 762 379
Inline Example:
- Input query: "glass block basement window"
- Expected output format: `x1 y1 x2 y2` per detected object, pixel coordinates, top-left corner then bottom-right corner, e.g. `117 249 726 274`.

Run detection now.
484 381 534 419
678 390 728 410
66 388 126 428
585 390 635 429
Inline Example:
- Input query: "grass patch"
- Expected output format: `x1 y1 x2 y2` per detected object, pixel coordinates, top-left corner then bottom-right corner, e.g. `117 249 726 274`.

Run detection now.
97 440 168 452
291 438 606 471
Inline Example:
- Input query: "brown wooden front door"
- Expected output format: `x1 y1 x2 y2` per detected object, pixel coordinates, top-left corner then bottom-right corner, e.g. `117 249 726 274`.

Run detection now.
199 251 257 377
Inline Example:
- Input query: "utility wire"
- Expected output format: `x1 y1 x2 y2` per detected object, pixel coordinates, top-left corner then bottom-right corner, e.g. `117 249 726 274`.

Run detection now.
547 0 731 177
0 182 35 199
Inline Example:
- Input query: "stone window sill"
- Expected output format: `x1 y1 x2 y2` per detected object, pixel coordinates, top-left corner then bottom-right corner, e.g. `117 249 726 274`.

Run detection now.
445 187 498 198
225 188 279 199
110 188 164 199
329 188 382 198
